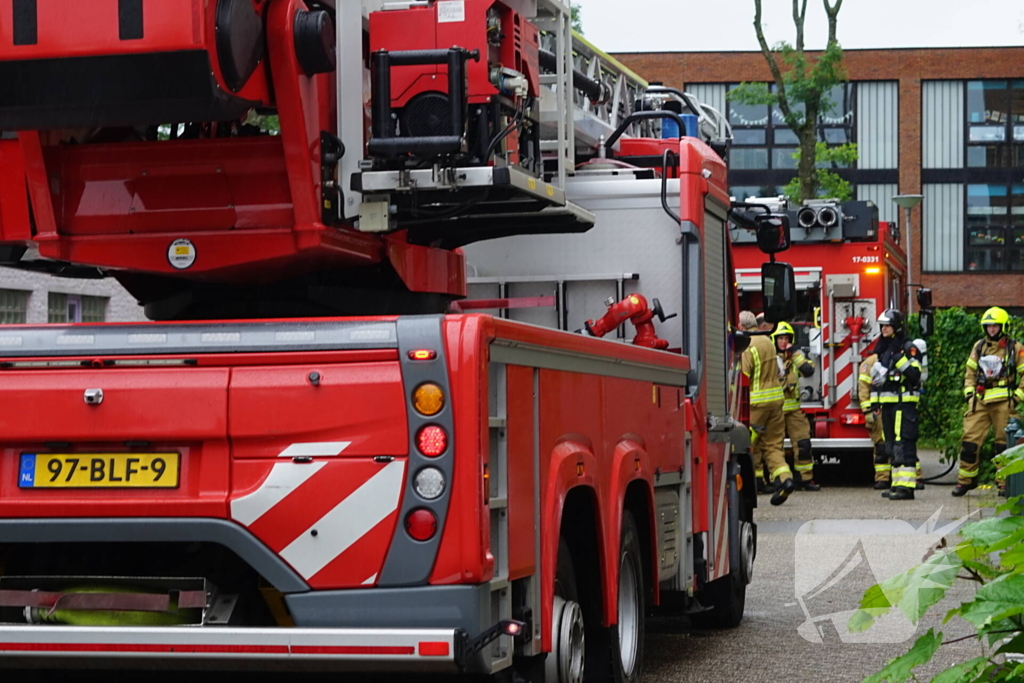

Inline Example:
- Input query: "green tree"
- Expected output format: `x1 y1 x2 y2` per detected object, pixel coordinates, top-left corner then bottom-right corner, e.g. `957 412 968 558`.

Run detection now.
730 0 847 202
782 141 857 201
853 445 1024 682
570 3 583 34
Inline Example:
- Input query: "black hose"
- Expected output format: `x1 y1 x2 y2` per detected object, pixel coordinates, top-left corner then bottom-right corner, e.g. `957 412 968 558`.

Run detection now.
919 458 957 484
538 49 607 103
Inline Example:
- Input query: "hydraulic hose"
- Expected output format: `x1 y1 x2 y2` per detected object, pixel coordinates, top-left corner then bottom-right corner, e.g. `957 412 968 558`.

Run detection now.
919 458 957 484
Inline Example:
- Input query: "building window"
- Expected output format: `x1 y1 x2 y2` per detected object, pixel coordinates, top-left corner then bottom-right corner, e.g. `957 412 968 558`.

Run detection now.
966 80 1024 168
48 293 108 323
964 184 1024 272
725 83 855 172
0 289 29 324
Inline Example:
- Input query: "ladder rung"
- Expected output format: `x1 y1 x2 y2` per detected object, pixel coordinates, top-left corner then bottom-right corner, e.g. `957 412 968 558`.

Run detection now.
489 417 507 428
490 578 510 592
489 496 508 509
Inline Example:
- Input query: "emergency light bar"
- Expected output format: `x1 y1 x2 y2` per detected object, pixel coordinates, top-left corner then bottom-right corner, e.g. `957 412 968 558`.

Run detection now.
0 322 398 358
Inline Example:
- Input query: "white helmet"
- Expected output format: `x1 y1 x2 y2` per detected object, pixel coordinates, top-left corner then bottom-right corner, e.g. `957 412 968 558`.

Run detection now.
912 338 927 356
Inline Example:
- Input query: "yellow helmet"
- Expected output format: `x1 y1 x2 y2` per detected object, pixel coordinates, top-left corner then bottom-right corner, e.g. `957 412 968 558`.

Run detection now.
772 321 795 340
981 307 1010 328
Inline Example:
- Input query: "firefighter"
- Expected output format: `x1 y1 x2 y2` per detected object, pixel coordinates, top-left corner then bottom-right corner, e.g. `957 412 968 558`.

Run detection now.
951 307 1024 497
873 309 923 501
740 311 795 506
858 347 889 490
865 339 929 491
773 321 820 491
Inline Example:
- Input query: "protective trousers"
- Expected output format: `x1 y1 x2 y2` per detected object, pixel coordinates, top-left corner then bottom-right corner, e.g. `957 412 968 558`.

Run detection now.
750 401 793 485
957 399 1012 486
784 410 814 483
882 403 918 491
868 414 890 484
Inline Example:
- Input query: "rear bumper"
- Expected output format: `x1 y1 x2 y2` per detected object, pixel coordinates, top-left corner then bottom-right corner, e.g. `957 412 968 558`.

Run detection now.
785 438 874 450
0 625 460 671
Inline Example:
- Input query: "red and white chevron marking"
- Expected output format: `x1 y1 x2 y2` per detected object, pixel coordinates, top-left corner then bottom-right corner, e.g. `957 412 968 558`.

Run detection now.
230 443 406 589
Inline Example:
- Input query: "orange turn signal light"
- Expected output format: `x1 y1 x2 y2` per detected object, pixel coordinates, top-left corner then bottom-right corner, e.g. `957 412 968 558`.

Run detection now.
413 383 445 416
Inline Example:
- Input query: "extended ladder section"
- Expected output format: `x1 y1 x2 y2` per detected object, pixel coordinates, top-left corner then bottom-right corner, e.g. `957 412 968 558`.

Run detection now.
350 0 731 246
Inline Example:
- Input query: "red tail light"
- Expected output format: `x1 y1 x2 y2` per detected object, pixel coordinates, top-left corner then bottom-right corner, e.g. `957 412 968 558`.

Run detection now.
405 509 438 541
840 413 866 425
416 425 447 457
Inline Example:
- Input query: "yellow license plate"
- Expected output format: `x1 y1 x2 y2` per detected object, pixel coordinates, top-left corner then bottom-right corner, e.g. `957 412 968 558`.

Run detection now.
19 453 180 488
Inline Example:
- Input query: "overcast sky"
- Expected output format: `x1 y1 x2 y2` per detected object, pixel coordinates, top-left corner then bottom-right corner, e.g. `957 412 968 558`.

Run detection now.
577 0 1024 53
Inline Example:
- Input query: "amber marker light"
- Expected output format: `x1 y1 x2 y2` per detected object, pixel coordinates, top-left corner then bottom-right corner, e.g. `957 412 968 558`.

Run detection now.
413 383 445 416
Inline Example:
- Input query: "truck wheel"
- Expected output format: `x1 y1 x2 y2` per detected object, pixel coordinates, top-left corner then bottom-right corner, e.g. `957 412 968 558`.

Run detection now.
611 510 645 683
545 538 585 683
690 493 751 630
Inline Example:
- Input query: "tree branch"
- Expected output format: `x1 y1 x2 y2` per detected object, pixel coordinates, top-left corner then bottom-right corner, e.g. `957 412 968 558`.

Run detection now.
824 0 843 45
793 0 808 52
754 0 793 121
941 629 1019 646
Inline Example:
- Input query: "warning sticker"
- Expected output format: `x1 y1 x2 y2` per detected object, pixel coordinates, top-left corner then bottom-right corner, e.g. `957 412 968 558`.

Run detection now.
437 0 465 23
167 239 197 270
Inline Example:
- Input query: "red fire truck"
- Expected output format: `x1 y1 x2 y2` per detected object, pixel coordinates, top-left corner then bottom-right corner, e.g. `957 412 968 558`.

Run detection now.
0 1 791 679
731 197 908 468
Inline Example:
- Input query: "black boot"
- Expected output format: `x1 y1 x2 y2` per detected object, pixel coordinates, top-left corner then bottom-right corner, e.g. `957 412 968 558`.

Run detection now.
756 480 777 494
770 477 795 506
951 482 977 497
873 481 890 490
888 487 915 501
800 479 822 492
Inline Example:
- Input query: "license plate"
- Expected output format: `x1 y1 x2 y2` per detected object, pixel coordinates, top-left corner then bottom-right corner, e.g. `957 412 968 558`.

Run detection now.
19 453 180 489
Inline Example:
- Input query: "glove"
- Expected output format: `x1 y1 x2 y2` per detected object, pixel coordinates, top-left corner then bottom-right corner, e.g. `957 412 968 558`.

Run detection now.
798 362 815 378
864 411 876 428
964 389 975 404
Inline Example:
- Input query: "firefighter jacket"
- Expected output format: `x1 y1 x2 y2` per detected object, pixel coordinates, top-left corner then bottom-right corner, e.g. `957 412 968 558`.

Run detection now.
781 349 814 413
963 336 1024 405
859 353 880 412
877 338 923 404
742 335 784 405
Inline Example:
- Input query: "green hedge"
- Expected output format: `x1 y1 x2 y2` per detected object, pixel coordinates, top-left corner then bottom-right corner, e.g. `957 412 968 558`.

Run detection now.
910 308 1024 481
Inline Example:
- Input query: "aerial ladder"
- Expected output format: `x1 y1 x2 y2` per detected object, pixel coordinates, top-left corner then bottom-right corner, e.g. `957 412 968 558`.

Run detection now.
0 0 729 319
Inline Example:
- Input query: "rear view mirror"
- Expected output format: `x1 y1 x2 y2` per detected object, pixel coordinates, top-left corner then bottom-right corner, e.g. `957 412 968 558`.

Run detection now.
755 213 791 255
919 310 934 338
761 262 796 323
917 288 933 309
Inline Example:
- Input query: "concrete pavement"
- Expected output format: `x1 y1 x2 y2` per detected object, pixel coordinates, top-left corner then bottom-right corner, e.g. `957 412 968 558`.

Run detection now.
643 449 999 682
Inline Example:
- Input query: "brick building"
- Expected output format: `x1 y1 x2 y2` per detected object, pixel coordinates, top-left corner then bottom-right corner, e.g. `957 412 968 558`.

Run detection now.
615 47 1024 311
0 266 145 325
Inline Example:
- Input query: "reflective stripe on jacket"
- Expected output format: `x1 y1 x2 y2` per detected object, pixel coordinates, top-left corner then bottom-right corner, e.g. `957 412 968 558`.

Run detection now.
742 335 784 404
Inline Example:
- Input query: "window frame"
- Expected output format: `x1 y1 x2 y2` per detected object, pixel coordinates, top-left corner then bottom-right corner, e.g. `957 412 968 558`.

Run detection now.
964 80 1024 170
962 183 1024 273
724 82 857 173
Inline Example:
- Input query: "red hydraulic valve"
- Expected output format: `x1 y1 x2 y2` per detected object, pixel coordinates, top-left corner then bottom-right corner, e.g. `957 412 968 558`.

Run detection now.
585 294 676 350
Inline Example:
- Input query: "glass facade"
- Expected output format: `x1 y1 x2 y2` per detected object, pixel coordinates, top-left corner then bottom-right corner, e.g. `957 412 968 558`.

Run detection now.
0 289 28 324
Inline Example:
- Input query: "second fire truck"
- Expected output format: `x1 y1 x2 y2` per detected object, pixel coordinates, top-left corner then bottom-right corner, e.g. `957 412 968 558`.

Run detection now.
731 197 908 472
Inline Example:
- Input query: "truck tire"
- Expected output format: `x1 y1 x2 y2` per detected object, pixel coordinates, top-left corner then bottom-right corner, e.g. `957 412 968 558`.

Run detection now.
690 491 751 630
610 510 645 683
545 538 585 683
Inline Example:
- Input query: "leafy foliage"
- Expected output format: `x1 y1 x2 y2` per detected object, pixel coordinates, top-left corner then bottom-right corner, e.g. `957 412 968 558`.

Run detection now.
730 1 847 202
570 3 583 34
781 142 857 202
857 444 1024 681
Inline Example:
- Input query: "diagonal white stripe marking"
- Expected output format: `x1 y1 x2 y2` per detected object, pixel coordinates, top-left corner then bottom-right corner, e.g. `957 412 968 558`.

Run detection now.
280 460 406 580
715 464 728 575
361 573 378 586
231 461 328 526
278 442 352 457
